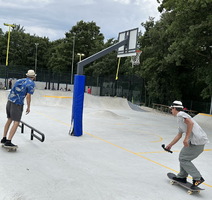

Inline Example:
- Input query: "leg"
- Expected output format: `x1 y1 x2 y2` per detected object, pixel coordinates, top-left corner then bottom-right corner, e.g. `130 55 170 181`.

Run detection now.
8 121 20 140
5 102 23 142
178 144 204 180
3 118 13 138
177 164 188 178
3 101 13 139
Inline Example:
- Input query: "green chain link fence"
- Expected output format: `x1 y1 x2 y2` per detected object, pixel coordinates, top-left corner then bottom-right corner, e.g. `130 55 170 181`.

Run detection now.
0 65 210 113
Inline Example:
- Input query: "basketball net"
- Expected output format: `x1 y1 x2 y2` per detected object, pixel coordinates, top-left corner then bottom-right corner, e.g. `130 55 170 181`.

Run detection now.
131 50 142 66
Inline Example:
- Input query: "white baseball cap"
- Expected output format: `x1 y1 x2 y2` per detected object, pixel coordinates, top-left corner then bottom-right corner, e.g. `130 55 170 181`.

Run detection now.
170 100 184 108
26 70 37 77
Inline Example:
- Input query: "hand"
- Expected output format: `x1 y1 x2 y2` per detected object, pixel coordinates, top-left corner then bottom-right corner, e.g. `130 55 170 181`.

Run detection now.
26 108 30 115
162 144 173 153
183 139 189 147
165 144 172 150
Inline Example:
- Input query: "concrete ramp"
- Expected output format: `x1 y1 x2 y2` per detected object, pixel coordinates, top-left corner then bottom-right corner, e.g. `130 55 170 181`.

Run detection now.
84 93 131 110
194 113 212 133
31 90 145 111
0 90 144 112
31 90 73 107
0 90 9 111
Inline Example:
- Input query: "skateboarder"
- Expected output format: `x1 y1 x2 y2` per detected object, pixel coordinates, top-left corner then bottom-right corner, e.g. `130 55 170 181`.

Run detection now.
166 100 209 189
1 70 36 147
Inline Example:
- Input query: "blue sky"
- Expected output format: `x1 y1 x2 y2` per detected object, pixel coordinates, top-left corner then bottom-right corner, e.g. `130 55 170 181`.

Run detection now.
0 0 161 41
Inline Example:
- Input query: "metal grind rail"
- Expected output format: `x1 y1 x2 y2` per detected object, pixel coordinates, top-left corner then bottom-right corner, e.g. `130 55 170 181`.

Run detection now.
19 121 45 142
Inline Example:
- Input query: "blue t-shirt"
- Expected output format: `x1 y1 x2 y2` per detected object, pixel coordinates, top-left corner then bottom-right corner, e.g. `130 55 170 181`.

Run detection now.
8 78 35 105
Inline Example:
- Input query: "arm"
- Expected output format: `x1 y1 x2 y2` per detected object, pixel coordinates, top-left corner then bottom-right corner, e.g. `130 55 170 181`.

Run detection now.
166 132 183 150
183 117 194 147
26 93 32 114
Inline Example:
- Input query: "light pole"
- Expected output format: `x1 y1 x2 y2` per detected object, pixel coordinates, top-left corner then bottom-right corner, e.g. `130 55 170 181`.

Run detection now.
35 43 39 73
4 23 15 89
4 23 15 66
77 53 85 61
71 34 75 85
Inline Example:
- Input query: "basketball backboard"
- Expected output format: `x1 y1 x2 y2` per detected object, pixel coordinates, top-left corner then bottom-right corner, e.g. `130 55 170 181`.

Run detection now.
117 28 138 57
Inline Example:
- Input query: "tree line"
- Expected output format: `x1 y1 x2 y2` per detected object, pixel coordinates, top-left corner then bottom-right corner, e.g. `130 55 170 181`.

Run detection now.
0 0 211 108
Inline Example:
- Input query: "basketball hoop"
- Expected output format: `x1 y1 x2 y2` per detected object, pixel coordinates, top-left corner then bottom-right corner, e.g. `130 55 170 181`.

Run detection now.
131 50 142 65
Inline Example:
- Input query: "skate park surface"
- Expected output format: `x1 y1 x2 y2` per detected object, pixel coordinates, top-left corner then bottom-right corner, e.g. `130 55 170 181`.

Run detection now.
0 89 212 200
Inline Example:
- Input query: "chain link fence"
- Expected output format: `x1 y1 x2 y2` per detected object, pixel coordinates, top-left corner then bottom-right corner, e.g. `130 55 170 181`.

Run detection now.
0 65 210 113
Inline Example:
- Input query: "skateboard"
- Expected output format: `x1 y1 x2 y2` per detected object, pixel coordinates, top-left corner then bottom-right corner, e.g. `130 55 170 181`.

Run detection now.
2 144 18 152
167 173 204 195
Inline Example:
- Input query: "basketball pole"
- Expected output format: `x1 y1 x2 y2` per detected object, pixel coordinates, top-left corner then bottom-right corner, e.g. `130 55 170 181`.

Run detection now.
77 39 129 75
70 38 130 137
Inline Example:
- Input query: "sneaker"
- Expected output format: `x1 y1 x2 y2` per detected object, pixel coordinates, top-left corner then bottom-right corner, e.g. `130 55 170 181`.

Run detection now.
173 176 187 183
4 140 17 147
191 177 205 189
1 137 7 144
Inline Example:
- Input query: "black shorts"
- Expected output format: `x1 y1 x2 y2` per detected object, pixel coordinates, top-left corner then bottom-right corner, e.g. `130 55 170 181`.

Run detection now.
6 101 23 122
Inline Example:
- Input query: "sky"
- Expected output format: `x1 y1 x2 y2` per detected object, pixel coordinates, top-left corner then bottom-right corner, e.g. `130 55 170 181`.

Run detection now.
0 0 161 41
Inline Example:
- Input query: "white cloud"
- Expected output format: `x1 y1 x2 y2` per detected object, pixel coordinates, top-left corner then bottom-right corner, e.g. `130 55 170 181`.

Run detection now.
113 0 131 4
0 0 52 9
0 0 161 41
27 26 65 40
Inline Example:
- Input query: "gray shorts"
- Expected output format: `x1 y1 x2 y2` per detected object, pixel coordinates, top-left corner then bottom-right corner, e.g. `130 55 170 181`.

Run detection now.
6 101 23 122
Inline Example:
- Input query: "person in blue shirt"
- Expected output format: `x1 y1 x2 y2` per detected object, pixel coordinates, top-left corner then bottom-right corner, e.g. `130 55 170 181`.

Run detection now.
1 70 36 147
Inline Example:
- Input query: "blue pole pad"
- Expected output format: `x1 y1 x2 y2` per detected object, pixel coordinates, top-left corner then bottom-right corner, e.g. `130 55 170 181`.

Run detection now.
71 75 85 136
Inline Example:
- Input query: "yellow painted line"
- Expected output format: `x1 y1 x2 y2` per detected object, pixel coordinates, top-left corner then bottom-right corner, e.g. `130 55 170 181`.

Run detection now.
43 95 72 99
85 131 178 172
84 131 212 188
33 111 212 188
150 134 163 143
114 124 164 143
199 113 212 117
204 149 212 151
137 150 179 154
35 111 71 126
138 149 211 154
114 123 148 126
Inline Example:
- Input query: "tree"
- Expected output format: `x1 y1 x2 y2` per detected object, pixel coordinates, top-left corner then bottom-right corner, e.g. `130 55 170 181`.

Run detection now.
139 0 211 106
65 20 105 75
158 0 212 100
138 16 182 104
1 24 51 72
47 39 68 73
0 28 7 65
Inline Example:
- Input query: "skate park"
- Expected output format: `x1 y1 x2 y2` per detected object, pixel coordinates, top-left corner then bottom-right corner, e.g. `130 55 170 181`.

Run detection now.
0 89 212 200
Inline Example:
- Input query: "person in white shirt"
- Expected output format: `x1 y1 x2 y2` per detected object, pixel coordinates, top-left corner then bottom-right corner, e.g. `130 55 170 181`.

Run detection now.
166 100 209 189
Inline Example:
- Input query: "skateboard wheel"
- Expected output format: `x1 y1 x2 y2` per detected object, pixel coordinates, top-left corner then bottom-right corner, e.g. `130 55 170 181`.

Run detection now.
187 190 193 195
170 180 175 185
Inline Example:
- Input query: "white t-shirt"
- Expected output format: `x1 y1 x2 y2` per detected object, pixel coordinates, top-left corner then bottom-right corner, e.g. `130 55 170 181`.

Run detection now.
177 111 209 145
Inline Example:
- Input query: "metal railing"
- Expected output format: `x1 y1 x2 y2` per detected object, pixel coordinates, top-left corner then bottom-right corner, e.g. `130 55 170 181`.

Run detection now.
152 103 198 117
19 121 45 142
